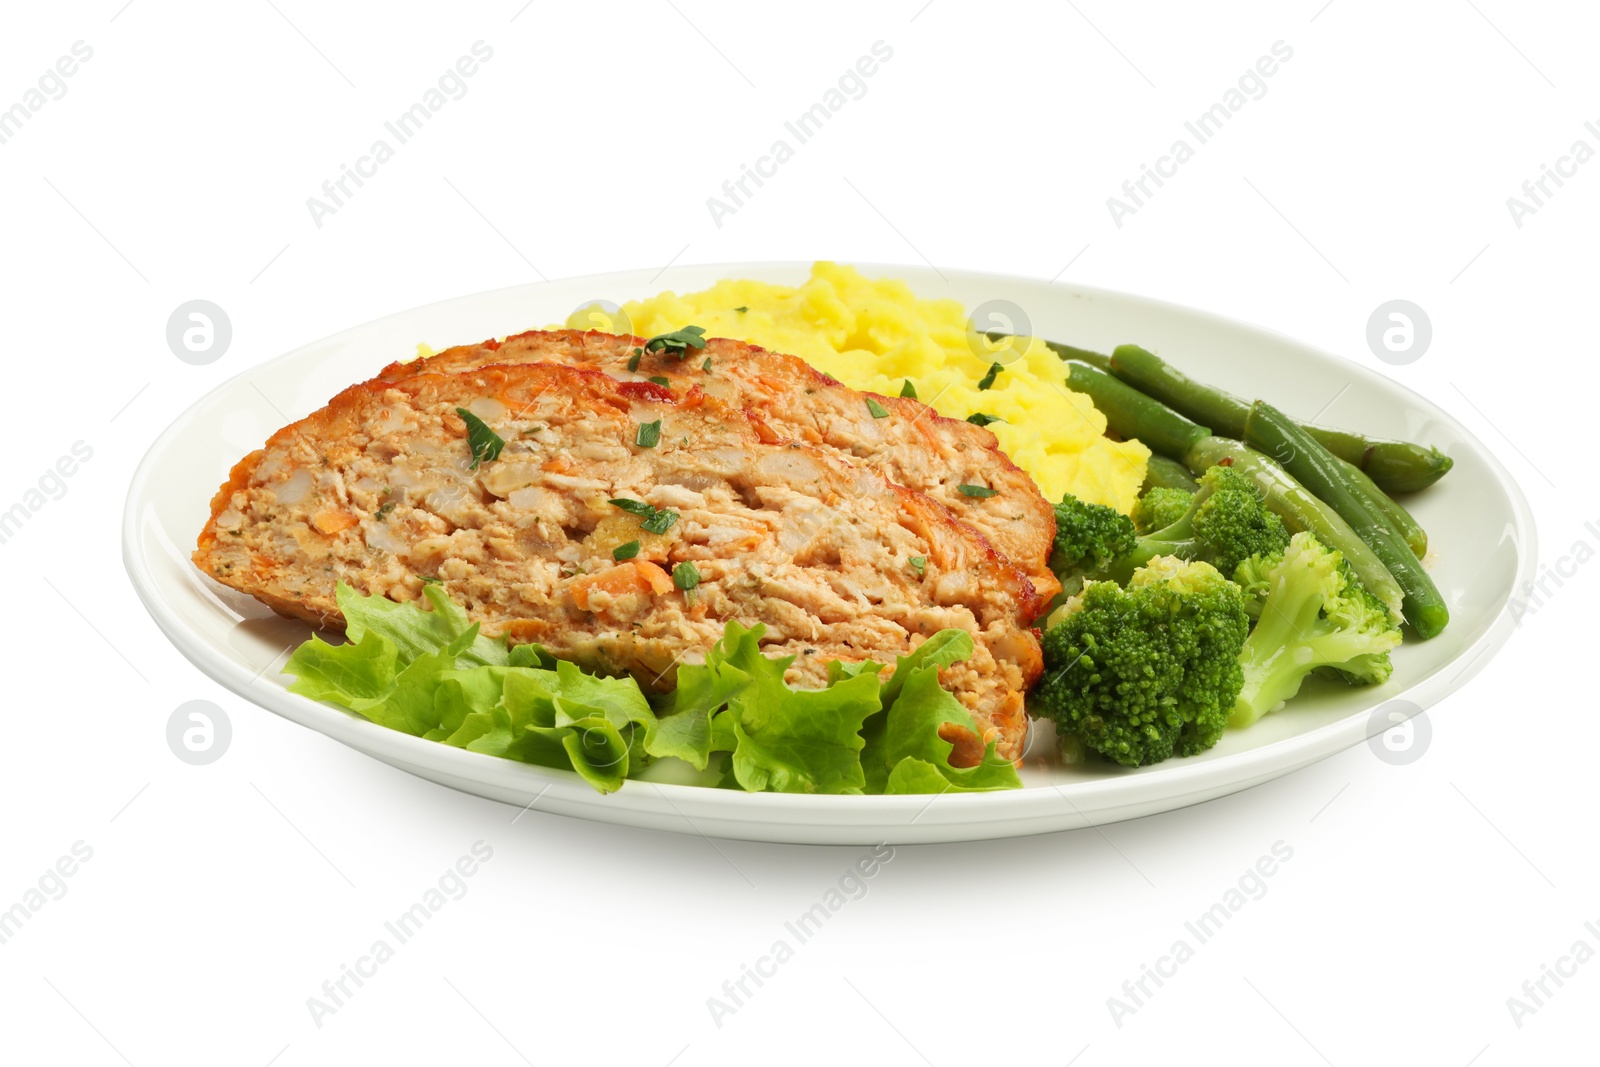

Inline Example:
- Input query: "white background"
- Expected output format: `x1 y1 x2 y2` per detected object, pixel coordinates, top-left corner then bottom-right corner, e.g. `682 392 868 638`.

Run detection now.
0 1 1593 1063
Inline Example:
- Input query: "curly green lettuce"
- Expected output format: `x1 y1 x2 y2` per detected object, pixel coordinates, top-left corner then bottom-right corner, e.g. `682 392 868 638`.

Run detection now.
283 583 1019 797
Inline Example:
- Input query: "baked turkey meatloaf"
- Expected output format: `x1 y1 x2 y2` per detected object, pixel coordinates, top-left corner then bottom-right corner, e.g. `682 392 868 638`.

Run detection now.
371 329 1061 603
195 360 1045 761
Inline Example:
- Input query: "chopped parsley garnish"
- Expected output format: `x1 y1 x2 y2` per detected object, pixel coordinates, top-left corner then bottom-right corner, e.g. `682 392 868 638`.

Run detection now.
417 575 443 584
909 555 926 574
647 376 671 387
865 398 890 419
374 501 396 521
455 407 505 469
702 357 712 372
642 509 679 535
966 413 1005 427
609 498 680 535
608 498 656 518
899 379 917 399
977 362 1003 390
644 325 707 358
733 306 748 313
958 483 999 498
520 425 544 436
613 540 641 561
673 561 700 591
627 350 643 372
635 419 662 448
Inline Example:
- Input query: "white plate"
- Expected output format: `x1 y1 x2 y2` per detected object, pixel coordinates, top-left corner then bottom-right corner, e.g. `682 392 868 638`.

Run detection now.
123 263 1534 844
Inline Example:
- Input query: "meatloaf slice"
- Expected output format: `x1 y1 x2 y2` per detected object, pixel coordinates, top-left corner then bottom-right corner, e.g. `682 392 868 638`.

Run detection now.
371 329 1061 603
195 362 1044 761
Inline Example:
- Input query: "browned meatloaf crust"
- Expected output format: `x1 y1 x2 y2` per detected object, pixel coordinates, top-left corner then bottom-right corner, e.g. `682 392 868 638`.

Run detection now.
372 329 1060 604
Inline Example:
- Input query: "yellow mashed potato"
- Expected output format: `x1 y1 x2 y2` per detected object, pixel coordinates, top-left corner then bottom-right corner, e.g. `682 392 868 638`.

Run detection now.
565 262 1147 512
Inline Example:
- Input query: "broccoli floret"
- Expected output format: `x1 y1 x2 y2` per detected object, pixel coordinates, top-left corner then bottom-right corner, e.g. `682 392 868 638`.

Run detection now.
1050 494 1137 583
1106 464 1290 583
1133 487 1194 534
1231 532 1403 728
1052 466 1288 596
1031 556 1250 767
1189 467 1290 574
1232 552 1274 619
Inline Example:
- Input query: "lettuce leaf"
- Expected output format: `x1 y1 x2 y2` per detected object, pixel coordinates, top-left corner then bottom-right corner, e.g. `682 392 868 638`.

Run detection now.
645 623 1015 796
431 667 508 742
875 666 1022 794
441 668 641 792
281 630 398 707
648 631 753 769
858 629 1022 794
339 582 510 668
284 583 652 792
283 584 1022 798
646 623 880 794
860 630 979 792
877 628 974 706
718 628 882 795
358 627 482 737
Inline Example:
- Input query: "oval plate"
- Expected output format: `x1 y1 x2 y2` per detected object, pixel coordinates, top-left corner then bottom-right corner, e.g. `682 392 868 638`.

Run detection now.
123 263 1534 844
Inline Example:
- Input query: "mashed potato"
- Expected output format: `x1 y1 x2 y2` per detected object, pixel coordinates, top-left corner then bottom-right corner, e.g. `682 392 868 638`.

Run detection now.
566 262 1148 512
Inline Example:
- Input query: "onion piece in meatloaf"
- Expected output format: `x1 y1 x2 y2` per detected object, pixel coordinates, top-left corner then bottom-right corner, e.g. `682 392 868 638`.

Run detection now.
195 362 1044 762
371 329 1061 604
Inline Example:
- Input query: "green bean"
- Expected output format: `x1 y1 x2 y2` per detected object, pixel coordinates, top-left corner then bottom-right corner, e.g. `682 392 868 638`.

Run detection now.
1110 344 1251 438
1042 340 1112 372
1142 454 1199 493
1338 456 1426 558
1063 361 1211 460
1244 402 1448 638
1109 344 1454 494
1304 427 1454 495
1184 437 1405 621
